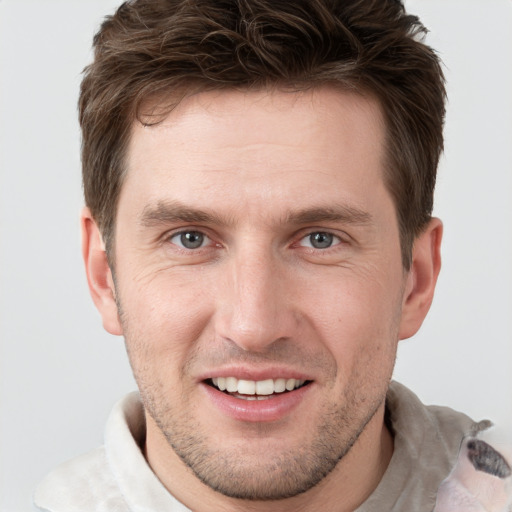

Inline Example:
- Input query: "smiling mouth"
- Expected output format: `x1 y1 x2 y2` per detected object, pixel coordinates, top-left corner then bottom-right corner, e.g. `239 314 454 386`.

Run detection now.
206 377 311 400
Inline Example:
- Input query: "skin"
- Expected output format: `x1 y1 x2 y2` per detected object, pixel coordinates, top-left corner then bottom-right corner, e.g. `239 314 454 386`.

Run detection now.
83 87 442 512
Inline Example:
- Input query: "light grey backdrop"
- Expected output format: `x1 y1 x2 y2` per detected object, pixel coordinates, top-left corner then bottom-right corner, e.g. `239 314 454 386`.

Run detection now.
1 1 511 511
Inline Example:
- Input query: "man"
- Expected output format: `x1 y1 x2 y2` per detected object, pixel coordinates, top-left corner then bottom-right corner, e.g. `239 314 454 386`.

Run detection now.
33 0 507 510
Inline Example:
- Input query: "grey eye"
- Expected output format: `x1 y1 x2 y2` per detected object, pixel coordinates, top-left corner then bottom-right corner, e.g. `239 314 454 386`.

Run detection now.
171 231 208 249
306 232 335 249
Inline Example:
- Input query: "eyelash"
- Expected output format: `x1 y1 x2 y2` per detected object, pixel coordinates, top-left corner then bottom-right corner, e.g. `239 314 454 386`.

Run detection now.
164 228 347 253
296 231 343 250
167 230 216 251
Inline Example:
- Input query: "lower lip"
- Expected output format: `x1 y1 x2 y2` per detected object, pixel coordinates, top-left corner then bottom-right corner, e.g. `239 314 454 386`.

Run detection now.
200 382 312 423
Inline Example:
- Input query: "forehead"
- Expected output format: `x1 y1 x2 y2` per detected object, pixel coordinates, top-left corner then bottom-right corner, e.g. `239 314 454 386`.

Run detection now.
131 86 384 158
122 87 388 221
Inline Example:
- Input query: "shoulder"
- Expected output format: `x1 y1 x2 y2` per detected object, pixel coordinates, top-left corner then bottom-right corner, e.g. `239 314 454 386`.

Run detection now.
434 433 512 511
33 392 144 512
33 392 180 512
33 446 129 512
383 382 512 511
357 382 482 511
387 381 477 446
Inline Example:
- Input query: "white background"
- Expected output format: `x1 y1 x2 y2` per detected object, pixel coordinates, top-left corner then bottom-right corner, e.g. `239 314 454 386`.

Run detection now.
1 1 511 510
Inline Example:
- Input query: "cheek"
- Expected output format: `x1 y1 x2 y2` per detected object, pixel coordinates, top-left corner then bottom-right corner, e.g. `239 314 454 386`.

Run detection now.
118 270 215 372
305 268 402 377
306 266 403 335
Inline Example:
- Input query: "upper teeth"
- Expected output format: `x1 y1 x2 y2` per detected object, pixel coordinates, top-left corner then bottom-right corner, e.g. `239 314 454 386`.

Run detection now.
211 377 305 395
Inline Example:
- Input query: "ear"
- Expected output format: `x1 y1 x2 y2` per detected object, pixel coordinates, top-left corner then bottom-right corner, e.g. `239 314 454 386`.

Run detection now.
399 218 443 340
81 207 123 336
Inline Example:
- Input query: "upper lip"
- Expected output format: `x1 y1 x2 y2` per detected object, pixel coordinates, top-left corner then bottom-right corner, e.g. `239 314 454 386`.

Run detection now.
196 366 313 383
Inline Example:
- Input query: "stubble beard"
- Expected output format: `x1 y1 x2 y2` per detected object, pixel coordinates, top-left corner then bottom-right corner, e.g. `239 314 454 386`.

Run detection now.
116 289 397 501
136 369 389 501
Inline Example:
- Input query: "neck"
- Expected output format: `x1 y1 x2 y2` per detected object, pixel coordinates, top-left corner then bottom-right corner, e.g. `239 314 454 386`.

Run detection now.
145 403 393 512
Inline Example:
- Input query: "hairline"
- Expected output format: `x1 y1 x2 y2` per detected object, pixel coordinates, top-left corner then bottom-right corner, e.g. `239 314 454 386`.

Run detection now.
102 82 417 271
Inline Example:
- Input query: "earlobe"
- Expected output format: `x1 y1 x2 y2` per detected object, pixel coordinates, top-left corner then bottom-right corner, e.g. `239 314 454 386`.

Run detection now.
399 218 443 340
81 207 123 336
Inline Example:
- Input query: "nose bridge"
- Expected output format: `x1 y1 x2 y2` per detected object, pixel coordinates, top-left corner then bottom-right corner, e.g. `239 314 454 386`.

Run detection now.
216 241 293 351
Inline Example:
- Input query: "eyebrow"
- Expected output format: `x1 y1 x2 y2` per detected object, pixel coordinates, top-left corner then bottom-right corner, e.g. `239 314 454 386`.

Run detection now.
139 201 225 228
139 200 373 229
284 205 373 226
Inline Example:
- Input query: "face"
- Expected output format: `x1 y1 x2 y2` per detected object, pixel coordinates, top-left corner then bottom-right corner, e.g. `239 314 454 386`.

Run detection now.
93 88 419 500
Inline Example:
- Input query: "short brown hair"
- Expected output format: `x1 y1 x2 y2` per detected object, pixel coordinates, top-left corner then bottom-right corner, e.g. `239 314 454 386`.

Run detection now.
80 0 445 269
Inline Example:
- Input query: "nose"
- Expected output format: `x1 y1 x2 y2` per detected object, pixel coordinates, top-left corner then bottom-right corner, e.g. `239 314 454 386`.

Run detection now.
214 245 298 353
